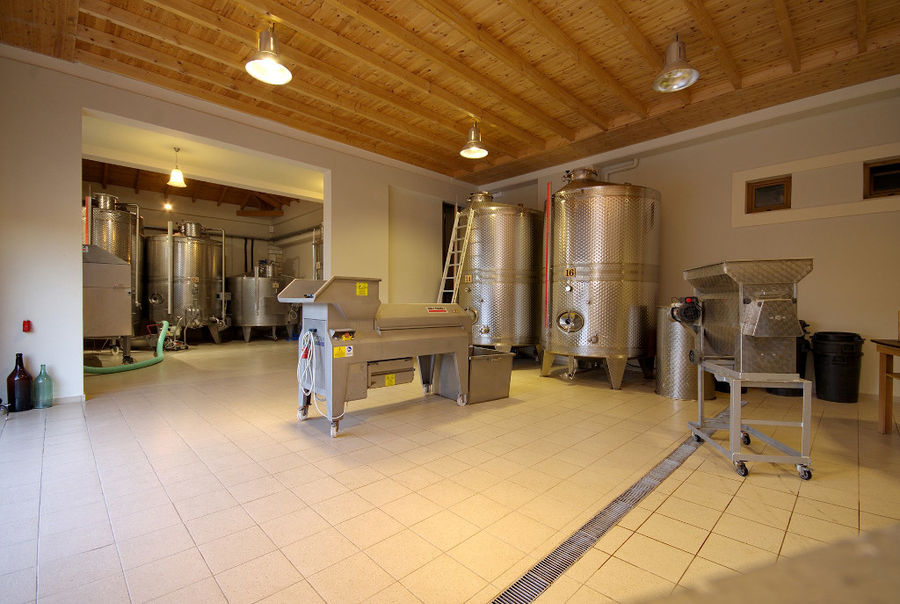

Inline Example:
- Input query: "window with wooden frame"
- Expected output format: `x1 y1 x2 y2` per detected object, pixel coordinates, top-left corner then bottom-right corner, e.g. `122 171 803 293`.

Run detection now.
746 175 791 214
864 157 900 199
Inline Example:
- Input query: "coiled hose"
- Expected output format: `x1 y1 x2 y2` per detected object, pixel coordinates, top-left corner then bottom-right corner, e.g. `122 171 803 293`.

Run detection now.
84 321 169 374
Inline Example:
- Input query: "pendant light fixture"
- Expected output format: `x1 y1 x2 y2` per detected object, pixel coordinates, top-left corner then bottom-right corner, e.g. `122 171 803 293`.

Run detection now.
245 24 292 85
459 121 488 159
167 147 187 188
653 34 700 93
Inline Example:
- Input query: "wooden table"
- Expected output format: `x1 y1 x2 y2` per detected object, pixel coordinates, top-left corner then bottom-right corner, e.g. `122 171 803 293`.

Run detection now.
873 339 900 434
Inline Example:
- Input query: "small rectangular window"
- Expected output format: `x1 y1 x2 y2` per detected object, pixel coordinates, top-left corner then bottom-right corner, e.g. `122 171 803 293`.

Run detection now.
746 175 791 214
864 157 900 199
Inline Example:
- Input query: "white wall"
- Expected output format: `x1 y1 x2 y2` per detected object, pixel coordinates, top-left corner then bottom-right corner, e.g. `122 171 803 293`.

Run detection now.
486 86 900 396
388 186 444 303
0 47 469 400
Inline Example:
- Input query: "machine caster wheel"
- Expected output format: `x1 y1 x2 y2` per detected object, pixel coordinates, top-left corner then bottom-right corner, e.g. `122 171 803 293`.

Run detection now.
297 407 309 421
798 466 812 480
740 432 751 446
330 422 339 438
122 355 135 365
734 462 749 477
564 372 576 381
693 433 704 443
456 396 467 407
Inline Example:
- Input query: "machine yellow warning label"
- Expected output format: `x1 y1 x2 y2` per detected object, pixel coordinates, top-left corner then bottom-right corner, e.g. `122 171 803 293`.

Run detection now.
333 346 354 358
385 374 396 386
356 282 368 296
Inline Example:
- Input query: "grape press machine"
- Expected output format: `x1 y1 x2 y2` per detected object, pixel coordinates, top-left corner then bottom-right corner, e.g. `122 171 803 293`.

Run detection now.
278 276 474 437
672 259 815 479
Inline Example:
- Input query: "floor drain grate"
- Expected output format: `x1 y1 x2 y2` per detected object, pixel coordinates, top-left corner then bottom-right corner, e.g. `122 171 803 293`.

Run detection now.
492 412 726 604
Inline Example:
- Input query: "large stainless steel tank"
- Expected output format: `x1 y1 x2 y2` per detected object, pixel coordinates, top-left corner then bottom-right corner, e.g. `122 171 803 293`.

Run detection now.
228 272 289 342
457 192 543 350
145 221 224 340
541 168 661 389
82 193 142 332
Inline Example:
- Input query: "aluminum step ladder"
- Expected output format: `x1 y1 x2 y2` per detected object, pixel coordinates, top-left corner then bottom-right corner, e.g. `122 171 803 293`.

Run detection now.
437 208 473 304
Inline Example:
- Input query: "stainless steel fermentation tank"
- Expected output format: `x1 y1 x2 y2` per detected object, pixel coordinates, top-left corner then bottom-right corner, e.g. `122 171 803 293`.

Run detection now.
145 221 226 342
457 192 543 350
541 168 661 389
82 193 142 332
228 268 290 342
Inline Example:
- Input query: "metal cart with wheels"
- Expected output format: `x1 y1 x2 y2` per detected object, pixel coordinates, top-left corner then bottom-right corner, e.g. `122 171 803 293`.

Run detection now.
690 359 813 480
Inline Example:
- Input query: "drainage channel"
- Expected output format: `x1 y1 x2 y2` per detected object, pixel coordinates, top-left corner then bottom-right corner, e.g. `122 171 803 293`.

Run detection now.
492 417 723 604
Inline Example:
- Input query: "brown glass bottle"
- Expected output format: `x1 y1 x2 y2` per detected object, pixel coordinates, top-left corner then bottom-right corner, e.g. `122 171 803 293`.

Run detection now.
6 353 33 412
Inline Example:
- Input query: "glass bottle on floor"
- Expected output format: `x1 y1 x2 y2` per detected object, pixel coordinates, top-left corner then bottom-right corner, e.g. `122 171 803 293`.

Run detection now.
33 364 53 409
6 353 33 412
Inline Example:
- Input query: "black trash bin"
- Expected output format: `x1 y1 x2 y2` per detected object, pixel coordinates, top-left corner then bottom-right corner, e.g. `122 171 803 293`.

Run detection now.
812 332 864 403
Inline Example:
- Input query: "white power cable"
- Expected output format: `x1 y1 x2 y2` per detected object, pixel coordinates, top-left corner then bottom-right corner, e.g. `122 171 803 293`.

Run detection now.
297 330 343 421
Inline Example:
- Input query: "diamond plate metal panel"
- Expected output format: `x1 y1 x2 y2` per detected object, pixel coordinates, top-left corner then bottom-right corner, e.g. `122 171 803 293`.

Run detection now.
656 307 715 400
457 201 542 347
542 178 660 362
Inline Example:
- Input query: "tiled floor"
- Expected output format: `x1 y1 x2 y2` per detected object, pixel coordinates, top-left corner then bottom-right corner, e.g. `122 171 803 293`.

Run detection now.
1 339 898 603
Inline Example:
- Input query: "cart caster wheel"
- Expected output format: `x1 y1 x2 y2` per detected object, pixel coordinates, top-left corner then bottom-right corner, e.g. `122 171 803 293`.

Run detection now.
798 466 812 480
297 407 308 421
734 462 749 477
564 372 576 381
330 423 339 438
693 434 704 442
122 355 134 365
456 396 467 407
740 432 751 446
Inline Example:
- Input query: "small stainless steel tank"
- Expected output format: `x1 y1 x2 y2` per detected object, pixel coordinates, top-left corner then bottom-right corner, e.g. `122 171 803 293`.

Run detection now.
228 273 288 342
656 306 715 400
457 192 543 350
541 168 661 389
82 193 142 332
145 221 223 337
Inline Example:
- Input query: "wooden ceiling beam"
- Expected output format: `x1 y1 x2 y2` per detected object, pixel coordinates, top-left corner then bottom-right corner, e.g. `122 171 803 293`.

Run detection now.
682 0 743 90
143 0 516 156
133 168 141 194
58 0 79 61
770 0 801 72
235 0 545 148
322 0 577 140
216 186 228 206
256 192 285 208
101 162 108 190
416 0 613 128
857 0 868 53
74 23 469 164
592 0 663 72
236 209 284 217
75 50 470 177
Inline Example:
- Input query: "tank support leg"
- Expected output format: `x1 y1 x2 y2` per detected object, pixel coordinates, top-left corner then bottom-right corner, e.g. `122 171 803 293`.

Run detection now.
605 356 627 390
242 327 252 343
638 356 655 380
209 324 221 344
540 351 555 377
270 326 278 341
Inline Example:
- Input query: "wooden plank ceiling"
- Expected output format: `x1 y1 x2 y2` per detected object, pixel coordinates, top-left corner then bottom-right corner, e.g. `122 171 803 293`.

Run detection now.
3 1 900 185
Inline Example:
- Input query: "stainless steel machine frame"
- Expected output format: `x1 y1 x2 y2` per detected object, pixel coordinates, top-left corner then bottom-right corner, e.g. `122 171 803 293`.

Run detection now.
540 168 660 388
278 276 472 437
681 259 815 479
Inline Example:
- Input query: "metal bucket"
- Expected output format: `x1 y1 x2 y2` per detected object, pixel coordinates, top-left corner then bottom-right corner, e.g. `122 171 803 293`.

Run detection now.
457 192 543 348
656 306 714 400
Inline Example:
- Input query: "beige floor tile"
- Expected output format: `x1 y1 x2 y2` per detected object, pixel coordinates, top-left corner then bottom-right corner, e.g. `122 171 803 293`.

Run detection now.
256 580 325 604
214 550 303 604
448 531 526 582
241 489 306 524
333 464 387 490
228 476 285 504
450 493 512 529
39 500 109 537
199 525 277 574
37 543 120 597
585 556 675 602
400 554 488 604
381 492 443 527
419 478 475 507
593 525 633 555
336 508 405 549
677 556 739 592
671 482 734 511
0 566 35 603
614 532 694 583
565 583 615 603
125 547 212 602
258 503 332 548
412 509 480 551
793 497 859 528
697 533 778 572
713 512 786 553
564 548 610 583
724 494 793 530
787 512 859 543
364 529 441 580
274 464 328 489
778 531 829 558
185 505 256 545
531 574 583 603
148 577 226 604
735 482 798 511
485 511 556 553
281 526 360 576
38 519 113 563
354 477 412 507
117 523 195 570
367 581 422 604
292 476 350 505
636 513 709 554
172 488 239 522
314 491 375 525
656 495 723 530
307 551 394 603
617 505 652 530
38 572 129 604
482 481 539 508
860 512 900 533
391 466 444 491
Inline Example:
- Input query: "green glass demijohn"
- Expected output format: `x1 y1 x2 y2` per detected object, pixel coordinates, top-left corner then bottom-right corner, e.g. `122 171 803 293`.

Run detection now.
33 364 53 409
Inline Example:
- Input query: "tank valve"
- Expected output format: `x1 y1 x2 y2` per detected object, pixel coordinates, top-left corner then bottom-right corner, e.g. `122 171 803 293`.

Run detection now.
671 297 701 324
